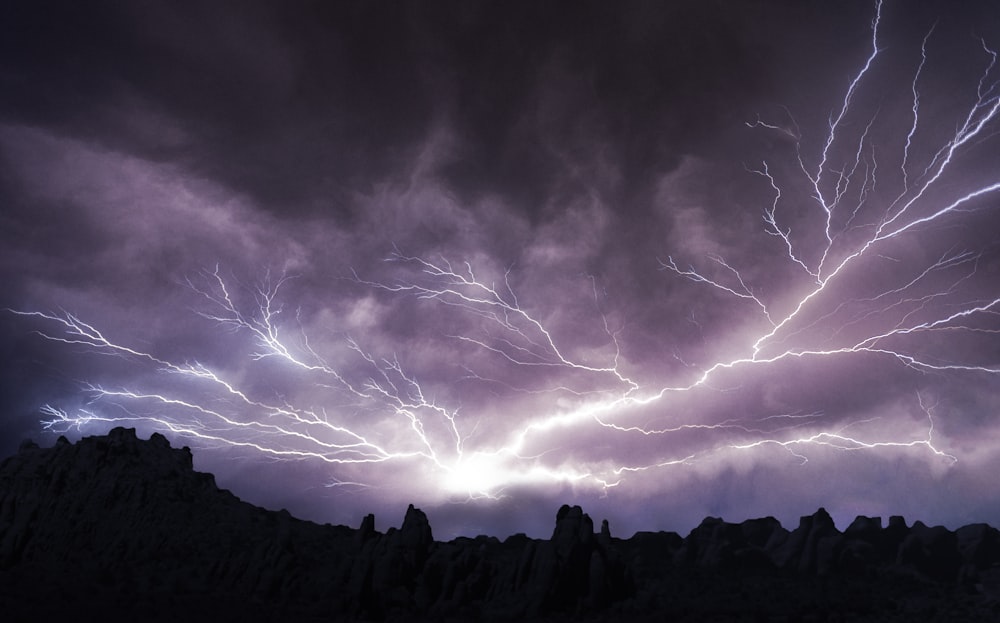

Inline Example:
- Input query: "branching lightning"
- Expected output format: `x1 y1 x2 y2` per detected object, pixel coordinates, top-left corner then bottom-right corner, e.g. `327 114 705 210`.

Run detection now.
8 0 1000 503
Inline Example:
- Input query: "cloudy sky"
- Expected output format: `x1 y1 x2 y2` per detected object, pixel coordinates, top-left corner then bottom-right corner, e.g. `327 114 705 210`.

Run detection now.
3 0 1000 539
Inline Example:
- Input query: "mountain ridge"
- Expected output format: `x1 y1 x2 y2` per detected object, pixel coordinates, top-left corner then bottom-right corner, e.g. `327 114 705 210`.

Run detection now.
2 428 999 621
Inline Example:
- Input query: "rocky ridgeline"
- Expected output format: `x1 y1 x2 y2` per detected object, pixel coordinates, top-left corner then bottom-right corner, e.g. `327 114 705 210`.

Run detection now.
1 429 999 621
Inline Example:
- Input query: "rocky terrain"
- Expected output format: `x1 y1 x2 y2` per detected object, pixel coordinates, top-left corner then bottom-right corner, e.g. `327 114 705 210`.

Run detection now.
2 429 1000 621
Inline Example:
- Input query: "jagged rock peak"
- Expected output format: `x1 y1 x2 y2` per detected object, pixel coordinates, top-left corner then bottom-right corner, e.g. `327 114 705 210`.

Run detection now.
798 506 836 532
400 503 434 549
358 512 377 542
846 514 883 536
553 504 594 536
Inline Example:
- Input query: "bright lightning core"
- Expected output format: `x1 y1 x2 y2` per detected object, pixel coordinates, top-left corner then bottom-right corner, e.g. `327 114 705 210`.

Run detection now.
8 1 1000 514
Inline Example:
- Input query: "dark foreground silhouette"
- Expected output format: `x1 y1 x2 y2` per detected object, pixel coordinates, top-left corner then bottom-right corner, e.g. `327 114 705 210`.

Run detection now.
2 429 999 621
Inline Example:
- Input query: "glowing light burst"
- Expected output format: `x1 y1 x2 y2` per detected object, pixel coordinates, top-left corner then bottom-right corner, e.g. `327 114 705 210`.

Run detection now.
9 0 1000 502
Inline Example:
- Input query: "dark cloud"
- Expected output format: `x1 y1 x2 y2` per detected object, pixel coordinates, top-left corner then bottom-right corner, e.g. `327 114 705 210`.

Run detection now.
2 0 999 537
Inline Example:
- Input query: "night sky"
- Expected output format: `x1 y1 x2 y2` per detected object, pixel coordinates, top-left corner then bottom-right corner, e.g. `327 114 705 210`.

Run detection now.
3 0 1000 540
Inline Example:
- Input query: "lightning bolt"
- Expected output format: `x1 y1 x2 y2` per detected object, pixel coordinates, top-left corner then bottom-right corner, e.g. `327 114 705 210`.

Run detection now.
8 0 999 502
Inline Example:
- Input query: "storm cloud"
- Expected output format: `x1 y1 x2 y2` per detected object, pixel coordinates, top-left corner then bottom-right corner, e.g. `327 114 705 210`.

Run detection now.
3 0 1000 539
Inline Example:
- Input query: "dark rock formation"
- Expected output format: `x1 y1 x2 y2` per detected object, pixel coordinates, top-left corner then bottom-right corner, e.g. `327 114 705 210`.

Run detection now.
2 429 1000 621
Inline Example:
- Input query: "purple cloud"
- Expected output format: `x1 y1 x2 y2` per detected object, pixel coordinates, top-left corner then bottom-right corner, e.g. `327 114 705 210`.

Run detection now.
2 0 1000 539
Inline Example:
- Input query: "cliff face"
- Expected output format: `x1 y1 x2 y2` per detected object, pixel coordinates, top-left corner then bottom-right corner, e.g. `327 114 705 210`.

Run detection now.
2 429 1000 621
0 430 360 620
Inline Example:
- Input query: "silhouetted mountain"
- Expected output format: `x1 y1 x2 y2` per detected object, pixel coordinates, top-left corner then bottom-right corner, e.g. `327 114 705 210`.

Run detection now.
2 429 1000 621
